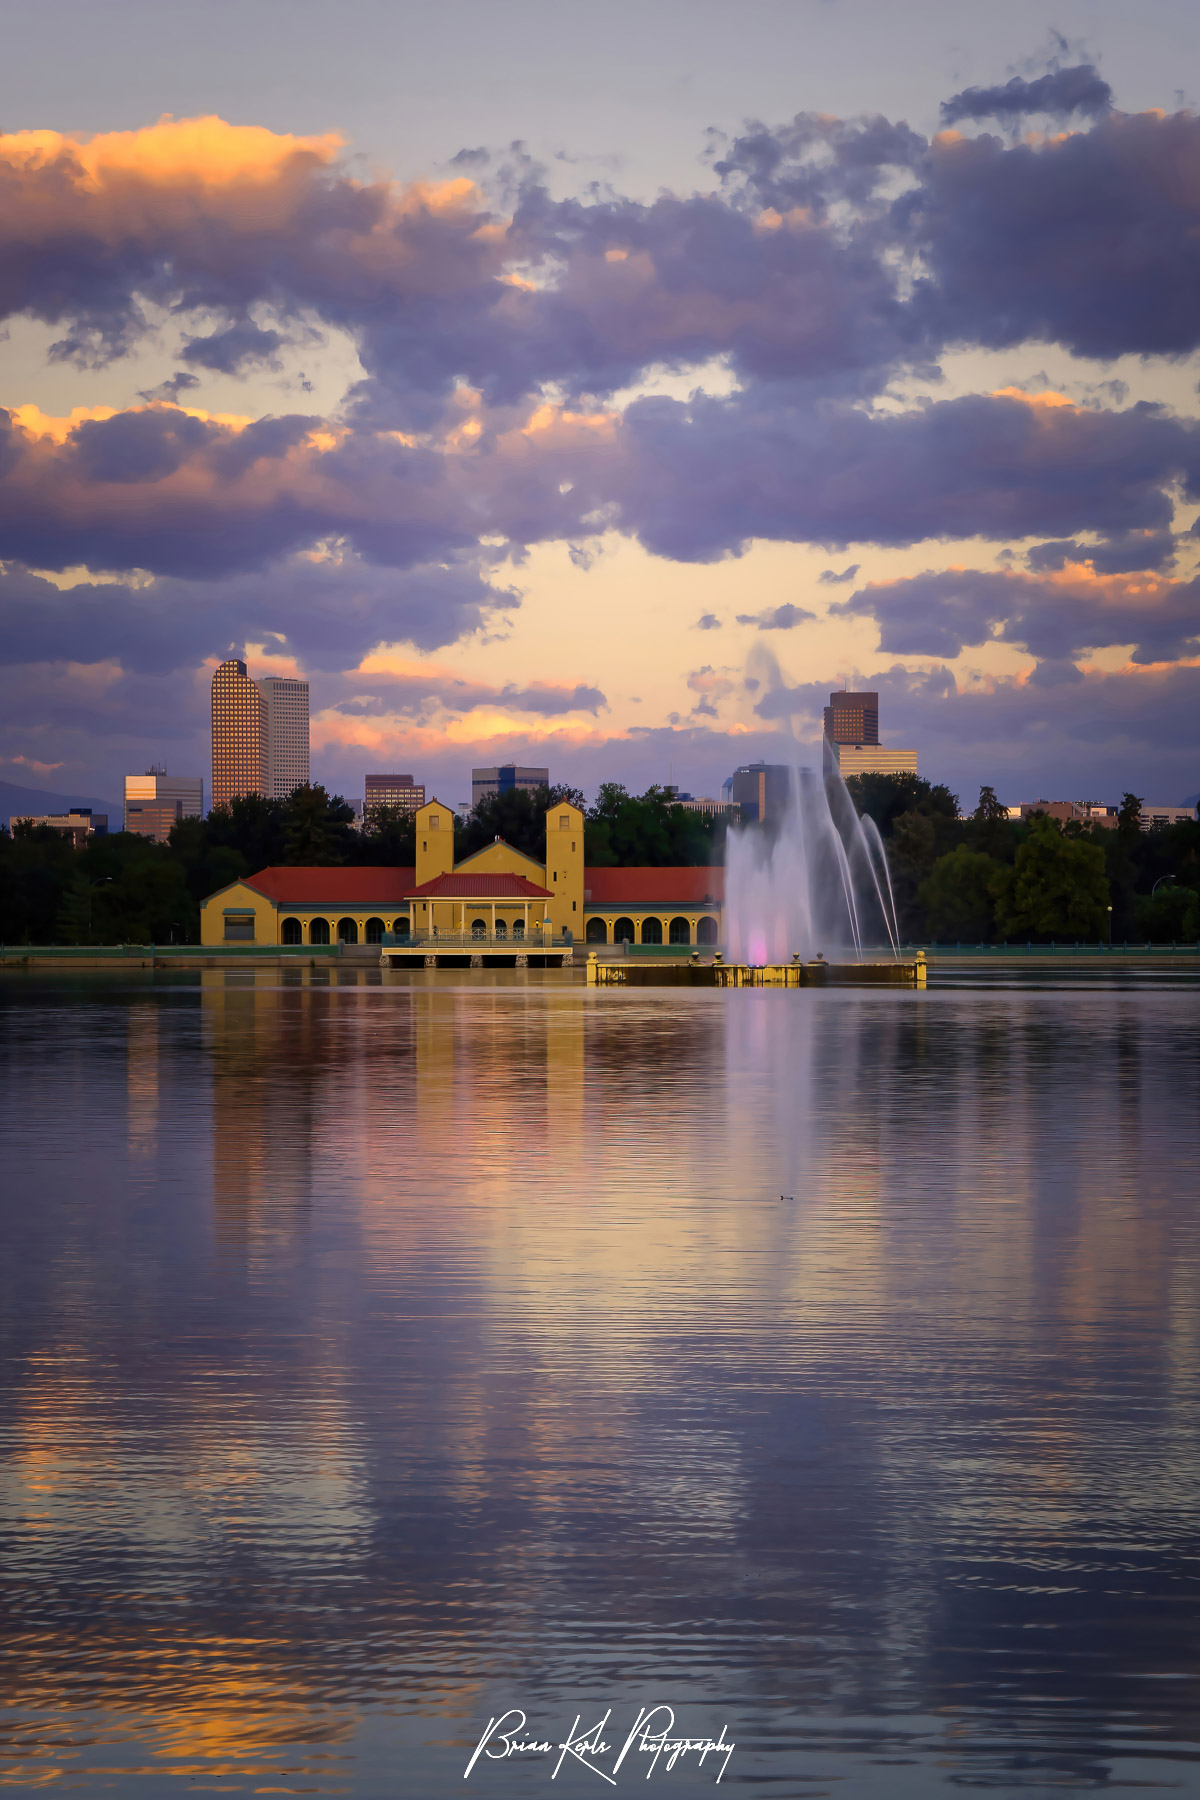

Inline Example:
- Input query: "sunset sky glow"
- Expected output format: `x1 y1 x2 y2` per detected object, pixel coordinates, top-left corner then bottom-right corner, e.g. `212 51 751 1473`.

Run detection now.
3 0 1200 807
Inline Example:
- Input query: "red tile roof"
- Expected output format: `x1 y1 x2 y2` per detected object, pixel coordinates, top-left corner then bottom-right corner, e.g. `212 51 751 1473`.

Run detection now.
243 867 416 905
406 872 554 899
583 866 724 905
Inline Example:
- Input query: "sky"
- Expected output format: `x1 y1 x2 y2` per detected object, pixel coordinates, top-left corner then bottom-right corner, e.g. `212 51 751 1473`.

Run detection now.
2 0 1200 811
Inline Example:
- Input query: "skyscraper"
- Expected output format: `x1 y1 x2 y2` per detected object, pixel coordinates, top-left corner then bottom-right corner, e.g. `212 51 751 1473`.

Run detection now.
258 676 310 799
823 691 879 745
211 660 267 808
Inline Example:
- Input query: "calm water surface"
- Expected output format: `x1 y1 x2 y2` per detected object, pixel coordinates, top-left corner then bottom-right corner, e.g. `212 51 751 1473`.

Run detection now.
2 970 1200 1798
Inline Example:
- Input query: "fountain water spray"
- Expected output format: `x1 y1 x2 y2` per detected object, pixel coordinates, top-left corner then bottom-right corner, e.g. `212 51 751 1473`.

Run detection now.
724 741 900 964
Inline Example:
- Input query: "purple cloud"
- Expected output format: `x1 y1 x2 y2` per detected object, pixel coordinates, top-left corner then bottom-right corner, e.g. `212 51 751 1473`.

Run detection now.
941 64 1113 126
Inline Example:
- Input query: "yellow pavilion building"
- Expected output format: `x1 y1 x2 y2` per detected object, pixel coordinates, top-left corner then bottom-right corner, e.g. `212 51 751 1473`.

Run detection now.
198 798 724 962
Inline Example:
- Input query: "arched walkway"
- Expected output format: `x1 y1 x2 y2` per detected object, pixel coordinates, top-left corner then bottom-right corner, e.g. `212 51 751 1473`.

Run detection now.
697 916 718 945
586 917 607 943
337 917 358 944
668 916 690 945
391 915 410 939
309 917 330 945
281 916 302 945
613 917 635 943
365 917 384 943
641 916 663 944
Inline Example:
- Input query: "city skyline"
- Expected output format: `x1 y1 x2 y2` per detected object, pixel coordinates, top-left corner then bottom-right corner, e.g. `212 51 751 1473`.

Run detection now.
0 5 1198 810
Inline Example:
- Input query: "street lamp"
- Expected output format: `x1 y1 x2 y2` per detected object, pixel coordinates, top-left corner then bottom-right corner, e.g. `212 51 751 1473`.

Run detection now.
86 875 114 941
1106 904 1113 949
1151 874 1176 895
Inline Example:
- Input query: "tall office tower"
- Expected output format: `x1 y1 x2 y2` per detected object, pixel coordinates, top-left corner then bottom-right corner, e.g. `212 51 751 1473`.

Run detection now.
258 676 310 799
823 690 880 745
364 773 426 819
728 762 792 825
471 765 550 806
124 767 204 841
211 659 267 808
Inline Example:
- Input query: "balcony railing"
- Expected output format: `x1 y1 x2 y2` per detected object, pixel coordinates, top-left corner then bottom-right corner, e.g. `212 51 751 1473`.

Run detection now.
382 930 574 949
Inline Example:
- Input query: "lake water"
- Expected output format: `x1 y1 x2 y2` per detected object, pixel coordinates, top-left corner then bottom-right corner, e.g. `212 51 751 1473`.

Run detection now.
2 969 1200 1798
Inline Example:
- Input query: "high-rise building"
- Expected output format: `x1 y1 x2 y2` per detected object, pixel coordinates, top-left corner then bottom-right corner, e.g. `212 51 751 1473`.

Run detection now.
823 689 917 778
211 659 267 808
258 676 310 799
124 768 204 841
364 773 426 819
728 762 791 824
823 691 879 745
472 765 550 805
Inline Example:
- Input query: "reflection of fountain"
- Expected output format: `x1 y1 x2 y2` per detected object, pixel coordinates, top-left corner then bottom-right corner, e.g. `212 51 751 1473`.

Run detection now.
724 743 900 965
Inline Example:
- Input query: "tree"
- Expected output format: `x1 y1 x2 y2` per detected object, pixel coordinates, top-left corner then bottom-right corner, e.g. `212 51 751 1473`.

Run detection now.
992 815 1110 941
919 846 1003 941
584 784 722 867
1118 791 1144 835
1135 883 1200 942
357 804 417 867
974 784 1009 823
843 772 959 837
282 784 356 864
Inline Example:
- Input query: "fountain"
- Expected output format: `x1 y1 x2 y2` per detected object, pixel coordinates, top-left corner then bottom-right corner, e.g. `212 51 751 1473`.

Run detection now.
724 741 901 966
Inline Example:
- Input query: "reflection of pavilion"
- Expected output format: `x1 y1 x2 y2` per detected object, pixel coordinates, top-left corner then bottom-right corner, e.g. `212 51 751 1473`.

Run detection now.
202 972 318 1250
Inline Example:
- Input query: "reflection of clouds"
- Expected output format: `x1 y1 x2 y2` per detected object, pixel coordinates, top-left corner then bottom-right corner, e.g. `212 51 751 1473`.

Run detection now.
4 976 1200 1791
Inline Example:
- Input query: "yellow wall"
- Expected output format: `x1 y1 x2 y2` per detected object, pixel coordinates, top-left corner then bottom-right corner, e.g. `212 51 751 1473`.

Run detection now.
415 799 456 885
199 881 278 946
456 839 545 882
543 802 584 938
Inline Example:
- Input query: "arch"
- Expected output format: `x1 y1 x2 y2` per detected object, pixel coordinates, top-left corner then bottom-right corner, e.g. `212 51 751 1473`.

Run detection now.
365 916 385 944
281 916 302 945
471 918 487 938
392 915 410 939
337 917 358 944
668 916 691 945
309 917 330 945
641 916 663 945
613 917 635 943
494 918 507 938
586 917 607 943
697 916 718 945
512 919 525 939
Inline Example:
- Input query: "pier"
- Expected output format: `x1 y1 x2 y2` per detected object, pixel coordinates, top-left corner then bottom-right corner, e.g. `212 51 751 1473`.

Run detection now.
586 952 926 987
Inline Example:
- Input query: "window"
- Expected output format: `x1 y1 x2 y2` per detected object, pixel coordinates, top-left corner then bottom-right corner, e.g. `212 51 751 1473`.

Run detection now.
224 915 255 941
495 919 507 939
429 815 439 828
560 814 570 828
310 918 330 945
669 916 690 944
697 916 718 945
614 917 635 943
641 916 663 944
281 917 302 945
513 920 525 939
338 918 358 944
586 918 607 943
392 916 411 939
365 917 384 943
472 918 486 937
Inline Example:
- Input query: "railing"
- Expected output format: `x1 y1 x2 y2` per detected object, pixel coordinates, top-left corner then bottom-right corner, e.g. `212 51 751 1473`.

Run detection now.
383 931 574 949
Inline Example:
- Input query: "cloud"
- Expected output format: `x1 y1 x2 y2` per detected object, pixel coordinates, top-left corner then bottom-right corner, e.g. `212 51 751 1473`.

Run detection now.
819 565 860 585
0 553 513 674
940 64 1112 126
831 564 1200 665
734 602 815 629
180 322 285 374
694 612 722 629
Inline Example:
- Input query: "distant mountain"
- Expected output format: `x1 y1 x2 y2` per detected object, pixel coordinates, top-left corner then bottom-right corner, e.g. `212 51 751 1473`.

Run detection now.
1 779 122 828
1184 792 1199 809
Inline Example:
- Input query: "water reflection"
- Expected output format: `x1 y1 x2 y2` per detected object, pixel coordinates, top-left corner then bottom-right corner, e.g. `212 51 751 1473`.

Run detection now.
1 977 1199 1795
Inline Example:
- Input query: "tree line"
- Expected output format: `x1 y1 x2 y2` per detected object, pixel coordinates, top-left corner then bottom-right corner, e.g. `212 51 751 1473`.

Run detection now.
0 773 1195 945
845 774 1200 943
0 781 726 944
